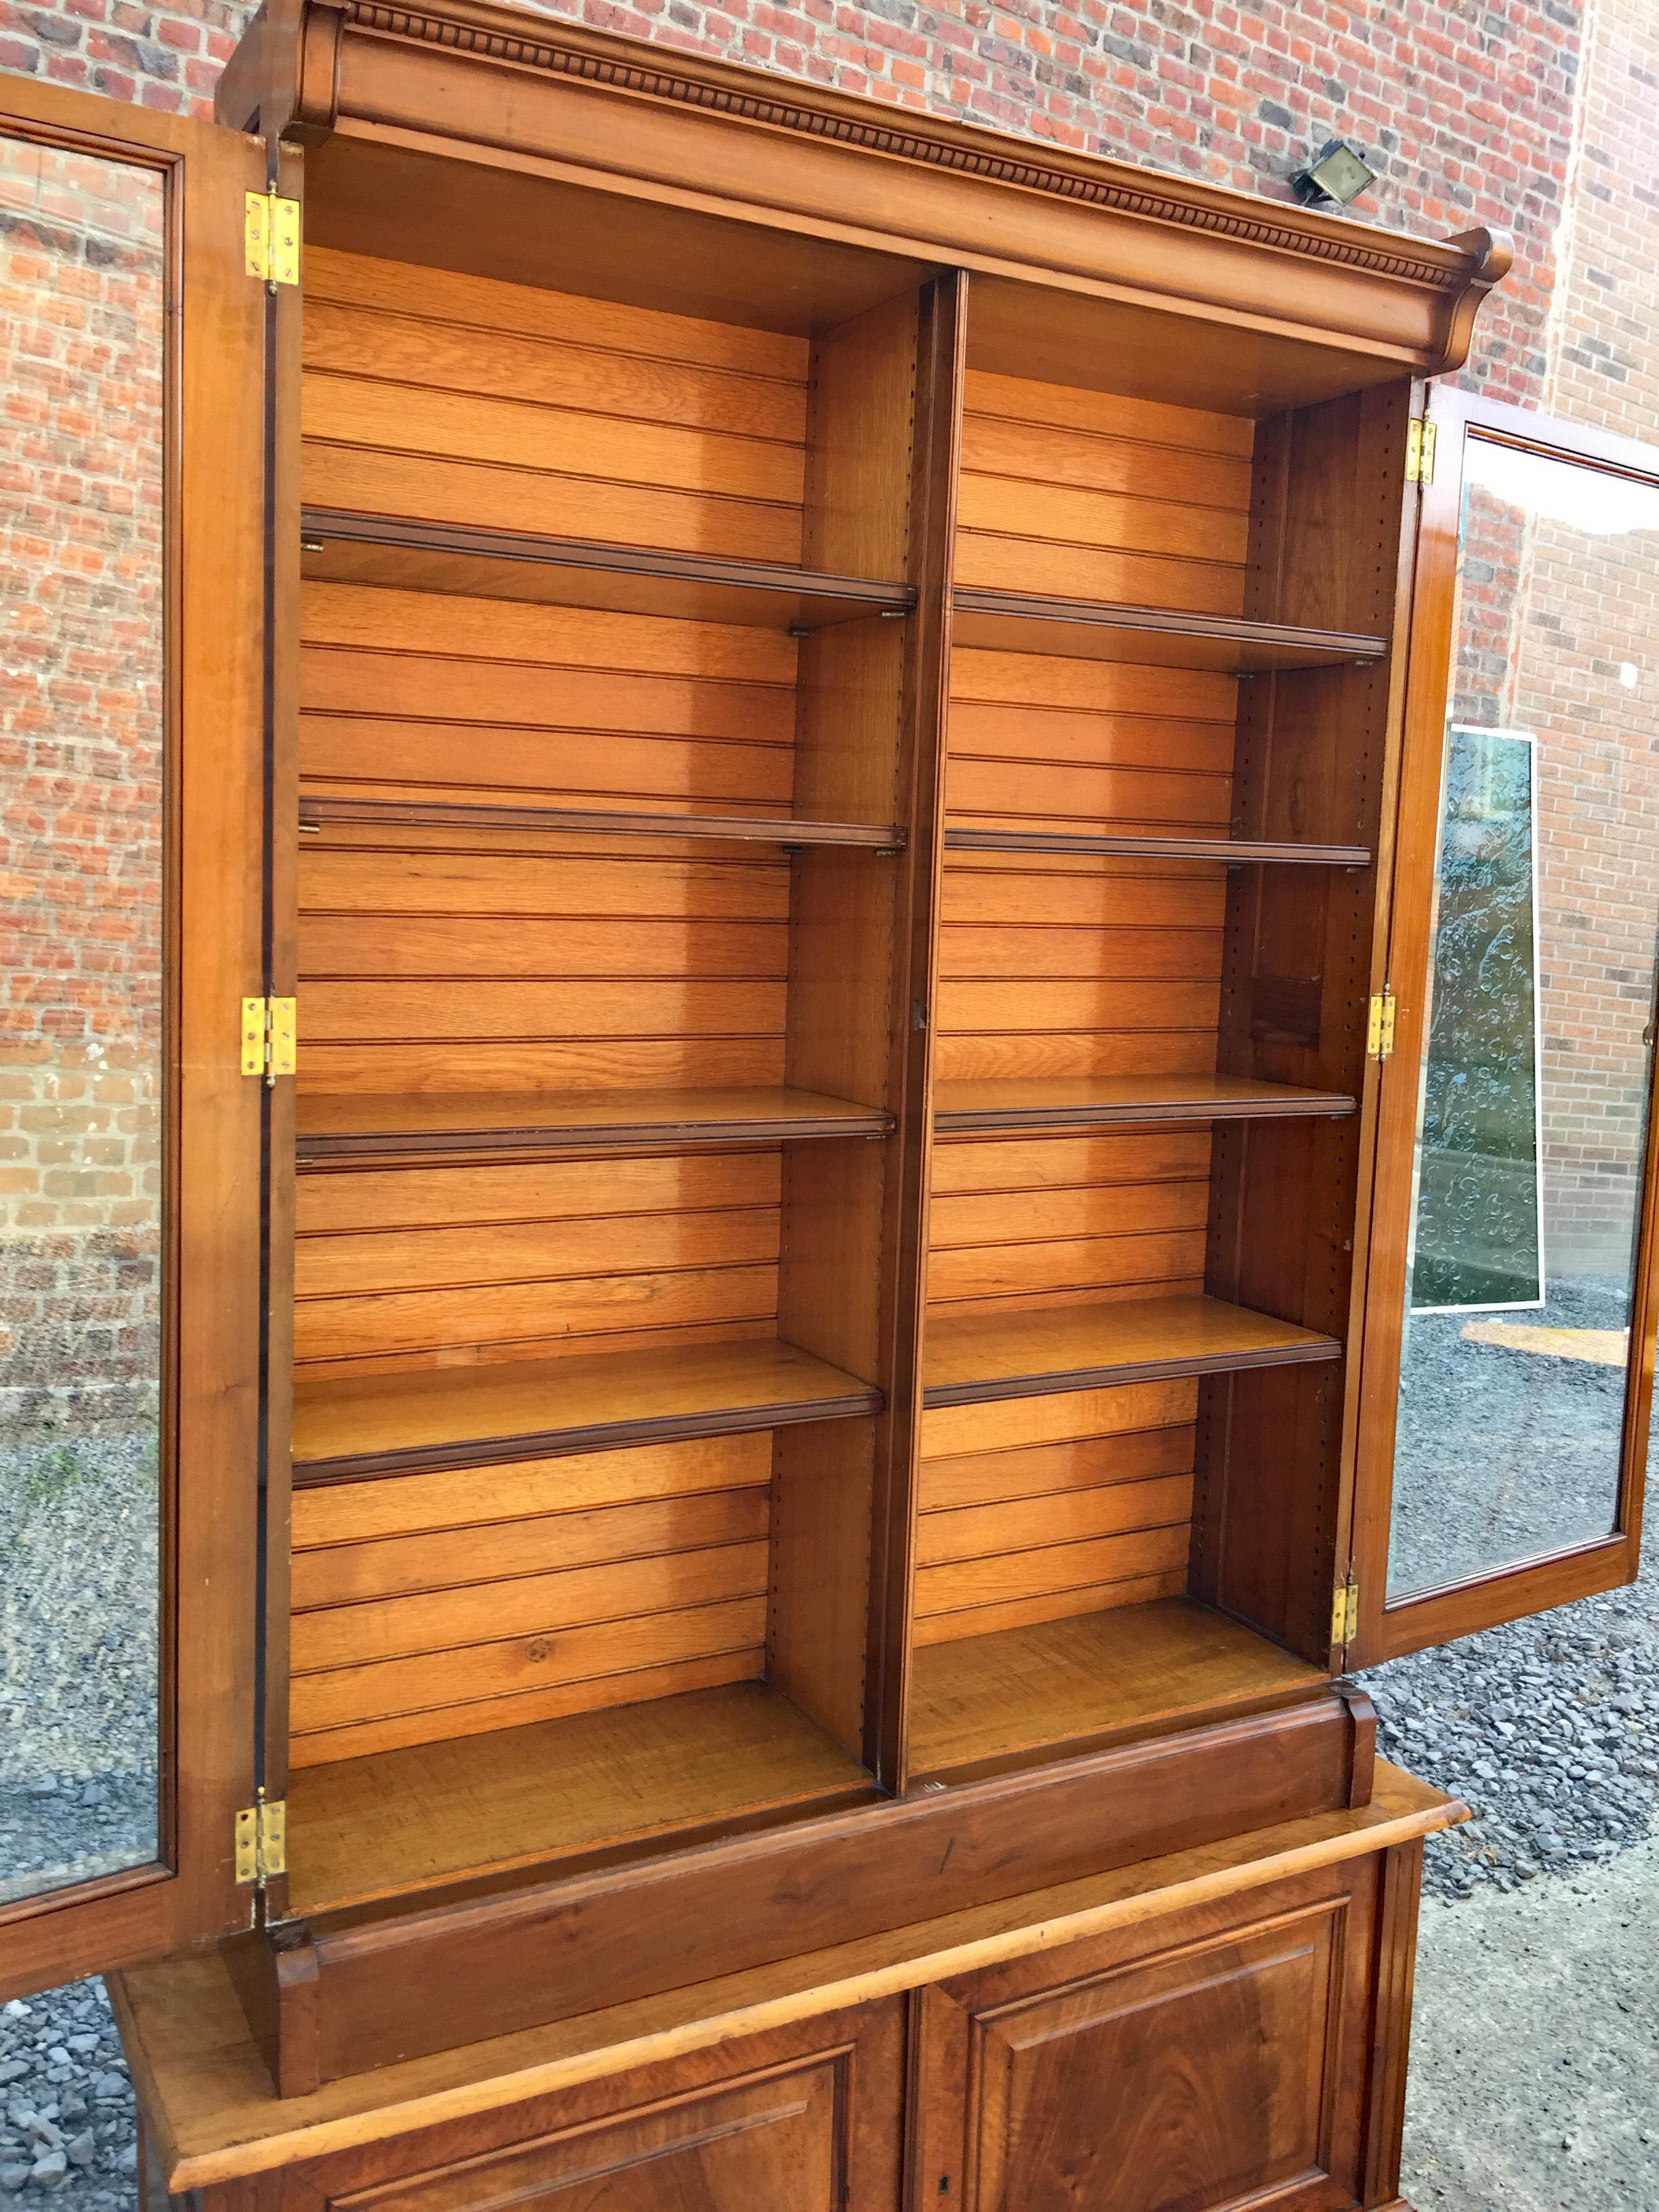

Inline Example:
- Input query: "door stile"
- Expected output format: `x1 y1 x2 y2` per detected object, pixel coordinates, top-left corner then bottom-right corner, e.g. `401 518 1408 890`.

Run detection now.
863 269 968 1790
1327 380 1433 1669
1350 387 1659 1664
0 83 268 2000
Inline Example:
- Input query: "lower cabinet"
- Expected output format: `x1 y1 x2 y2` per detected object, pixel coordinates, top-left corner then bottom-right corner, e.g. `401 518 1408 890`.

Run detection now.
125 1795 1439 2212
911 1851 1416 2212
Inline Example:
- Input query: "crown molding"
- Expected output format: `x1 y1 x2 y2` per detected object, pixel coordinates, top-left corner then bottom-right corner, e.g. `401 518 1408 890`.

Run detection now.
335 0 1474 293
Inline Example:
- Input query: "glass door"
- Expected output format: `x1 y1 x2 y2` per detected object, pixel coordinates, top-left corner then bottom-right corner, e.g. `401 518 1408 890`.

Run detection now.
0 79 268 1996
1351 388 1659 1664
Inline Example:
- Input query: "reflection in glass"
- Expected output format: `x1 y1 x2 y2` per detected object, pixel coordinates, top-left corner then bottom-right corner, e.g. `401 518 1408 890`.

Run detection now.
1388 436 1659 1600
0 137 165 1902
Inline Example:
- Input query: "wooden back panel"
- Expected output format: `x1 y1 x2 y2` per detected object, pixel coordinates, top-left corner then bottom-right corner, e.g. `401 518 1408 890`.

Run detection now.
294 1151 781 1382
288 1434 774 1767
927 1130 1212 1320
914 1380 1196 1645
299 825 790 1097
302 580 799 818
946 643 1237 839
955 369 1253 610
302 248 809 561
935 855 1227 1084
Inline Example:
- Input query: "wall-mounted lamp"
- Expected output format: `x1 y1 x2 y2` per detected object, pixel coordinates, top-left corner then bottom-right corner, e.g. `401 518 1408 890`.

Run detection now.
1291 138 1378 208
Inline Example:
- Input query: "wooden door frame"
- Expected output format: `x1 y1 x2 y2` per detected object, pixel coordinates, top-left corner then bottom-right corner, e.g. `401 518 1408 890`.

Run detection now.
0 77 267 1999
1349 384 1659 1666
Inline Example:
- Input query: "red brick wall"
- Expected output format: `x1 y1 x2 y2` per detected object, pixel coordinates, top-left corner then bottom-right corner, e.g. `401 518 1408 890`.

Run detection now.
0 136 164 1441
0 0 1586 405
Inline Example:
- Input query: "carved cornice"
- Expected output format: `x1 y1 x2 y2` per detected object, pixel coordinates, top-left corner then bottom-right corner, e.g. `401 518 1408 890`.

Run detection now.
337 0 1473 294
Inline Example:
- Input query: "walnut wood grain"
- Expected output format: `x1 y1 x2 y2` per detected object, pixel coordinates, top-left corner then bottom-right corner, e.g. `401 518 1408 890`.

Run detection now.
293 1337 882 1483
923 1294 1340 1406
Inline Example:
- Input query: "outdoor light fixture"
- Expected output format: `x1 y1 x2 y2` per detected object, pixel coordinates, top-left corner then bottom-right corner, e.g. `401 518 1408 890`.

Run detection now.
1292 137 1378 207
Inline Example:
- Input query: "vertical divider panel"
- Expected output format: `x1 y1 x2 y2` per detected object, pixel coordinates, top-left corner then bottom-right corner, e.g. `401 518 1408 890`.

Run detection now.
769 274 966 1785
1193 385 1413 1666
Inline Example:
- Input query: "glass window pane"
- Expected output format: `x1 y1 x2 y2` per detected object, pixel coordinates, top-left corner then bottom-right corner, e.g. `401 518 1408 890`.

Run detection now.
1387 437 1659 1599
0 136 165 1903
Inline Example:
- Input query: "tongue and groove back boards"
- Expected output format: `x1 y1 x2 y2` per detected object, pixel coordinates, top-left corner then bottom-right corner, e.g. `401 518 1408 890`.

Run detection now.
302 246 811 563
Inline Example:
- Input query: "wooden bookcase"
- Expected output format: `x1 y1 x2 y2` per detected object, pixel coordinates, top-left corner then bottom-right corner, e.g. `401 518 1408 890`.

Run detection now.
5 9 1656 2207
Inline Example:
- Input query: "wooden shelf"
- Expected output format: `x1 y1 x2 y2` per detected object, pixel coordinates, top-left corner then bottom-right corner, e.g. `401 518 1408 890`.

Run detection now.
934 1076 1357 1132
300 510 915 630
922 1293 1340 1408
287 1680 876 1918
951 587 1387 672
296 1086 894 1164
907 1598 1328 1782
300 796 903 849
943 827 1370 865
293 1337 882 1485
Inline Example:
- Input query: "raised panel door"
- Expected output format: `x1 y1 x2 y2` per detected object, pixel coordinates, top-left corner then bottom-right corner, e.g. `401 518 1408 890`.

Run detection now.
912 1864 1385 2212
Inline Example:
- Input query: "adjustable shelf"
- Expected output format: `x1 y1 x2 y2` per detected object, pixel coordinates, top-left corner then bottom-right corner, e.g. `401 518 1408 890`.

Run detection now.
943 827 1370 865
295 1086 894 1164
922 1294 1341 1408
301 509 916 631
300 796 905 849
951 586 1388 673
933 1076 1357 1133
293 1336 884 1485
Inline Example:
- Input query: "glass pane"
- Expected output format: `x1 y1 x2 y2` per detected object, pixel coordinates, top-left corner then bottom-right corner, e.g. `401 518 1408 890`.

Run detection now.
0 136 165 1903
1388 437 1659 1599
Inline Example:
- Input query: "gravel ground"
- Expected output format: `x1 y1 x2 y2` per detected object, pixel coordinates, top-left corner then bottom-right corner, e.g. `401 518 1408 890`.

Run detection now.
0 1988 136 2206
0 1436 159 1909
1360 1564 1658 1902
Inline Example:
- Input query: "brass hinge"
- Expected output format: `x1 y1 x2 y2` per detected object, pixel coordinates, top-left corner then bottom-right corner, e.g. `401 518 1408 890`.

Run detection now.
245 190 300 288
1366 989 1397 1061
241 996 297 1084
1331 1574 1359 1651
1406 418 1437 485
234 1793 287 1888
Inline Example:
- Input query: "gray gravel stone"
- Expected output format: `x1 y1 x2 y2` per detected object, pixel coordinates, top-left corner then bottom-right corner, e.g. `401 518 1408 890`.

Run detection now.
1359 1524 1658 1900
